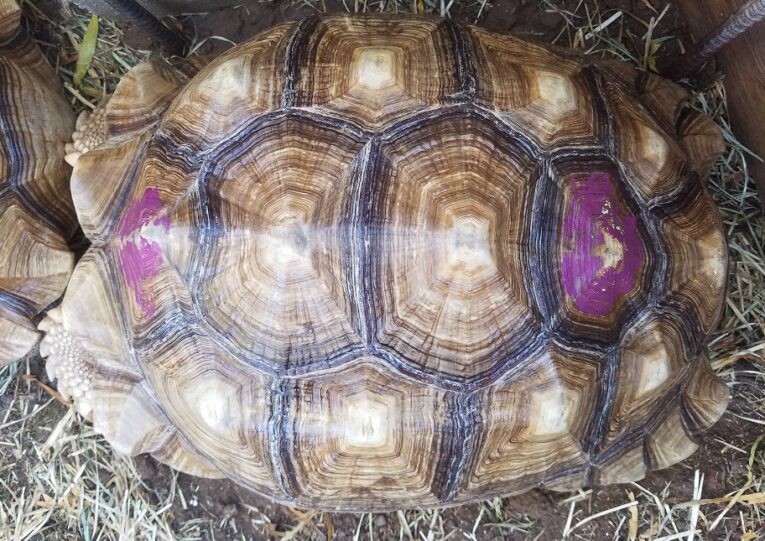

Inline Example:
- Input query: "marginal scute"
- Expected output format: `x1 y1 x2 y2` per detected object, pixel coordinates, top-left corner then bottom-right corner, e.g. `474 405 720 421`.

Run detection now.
598 61 691 132
151 434 224 479
677 109 725 177
592 439 647 485
645 403 698 471
606 78 690 200
283 359 447 508
595 58 639 88
0 0 21 41
544 473 589 493
70 133 149 242
682 355 730 438
461 345 596 498
368 112 541 381
638 71 689 131
104 59 195 141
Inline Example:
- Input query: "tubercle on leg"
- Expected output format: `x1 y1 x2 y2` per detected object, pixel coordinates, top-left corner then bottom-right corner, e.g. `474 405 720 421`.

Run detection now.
64 106 107 167
38 306 94 418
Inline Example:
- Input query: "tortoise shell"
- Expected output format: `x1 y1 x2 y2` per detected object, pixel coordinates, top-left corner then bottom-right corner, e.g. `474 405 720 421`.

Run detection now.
0 0 75 366
40 15 730 510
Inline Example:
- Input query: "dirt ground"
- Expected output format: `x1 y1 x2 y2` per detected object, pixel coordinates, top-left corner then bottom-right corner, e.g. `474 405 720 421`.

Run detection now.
2 0 764 539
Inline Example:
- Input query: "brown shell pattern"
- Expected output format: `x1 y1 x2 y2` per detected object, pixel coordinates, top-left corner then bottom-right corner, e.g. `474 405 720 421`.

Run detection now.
40 15 730 510
0 0 75 366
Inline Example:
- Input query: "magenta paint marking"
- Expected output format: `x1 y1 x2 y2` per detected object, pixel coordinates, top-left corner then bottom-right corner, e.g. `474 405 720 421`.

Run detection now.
117 188 171 316
560 172 644 317
118 187 171 237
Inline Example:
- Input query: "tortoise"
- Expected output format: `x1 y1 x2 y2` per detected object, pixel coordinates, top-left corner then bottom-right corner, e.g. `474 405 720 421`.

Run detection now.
0 0 75 367
38 15 730 511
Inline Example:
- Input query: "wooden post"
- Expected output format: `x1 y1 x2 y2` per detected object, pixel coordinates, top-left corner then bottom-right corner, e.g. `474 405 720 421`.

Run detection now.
676 0 765 208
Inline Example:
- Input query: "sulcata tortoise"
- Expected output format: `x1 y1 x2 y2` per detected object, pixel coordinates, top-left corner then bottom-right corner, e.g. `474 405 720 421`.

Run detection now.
39 15 730 510
0 0 75 367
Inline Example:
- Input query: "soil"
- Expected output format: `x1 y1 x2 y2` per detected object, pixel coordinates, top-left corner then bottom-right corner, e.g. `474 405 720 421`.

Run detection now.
10 0 759 539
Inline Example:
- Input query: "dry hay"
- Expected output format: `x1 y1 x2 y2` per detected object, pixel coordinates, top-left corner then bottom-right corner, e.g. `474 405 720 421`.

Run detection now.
0 0 763 539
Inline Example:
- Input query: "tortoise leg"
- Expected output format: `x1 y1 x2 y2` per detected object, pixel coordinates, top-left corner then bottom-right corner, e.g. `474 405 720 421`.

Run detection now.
38 307 224 479
65 56 208 167
38 252 224 479
65 107 107 167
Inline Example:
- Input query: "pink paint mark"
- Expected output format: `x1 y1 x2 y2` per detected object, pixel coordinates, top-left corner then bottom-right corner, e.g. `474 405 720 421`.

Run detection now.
117 188 171 316
118 187 171 237
560 172 644 318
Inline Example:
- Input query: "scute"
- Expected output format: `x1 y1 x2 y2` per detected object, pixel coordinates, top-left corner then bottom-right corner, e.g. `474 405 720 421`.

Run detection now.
460 344 597 499
682 356 730 438
656 183 728 338
197 114 368 372
141 328 282 495
281 359 448 508
366 110 542 381
469 27 605 146
604 77 690 201
592 439 647 485
71 135 149 242
104 60 189 142
0 200 72 307
292 17 460 128
646 404 698 471
162 23 292 146
605 313 690 448
539 156 652 344
40 14 731 511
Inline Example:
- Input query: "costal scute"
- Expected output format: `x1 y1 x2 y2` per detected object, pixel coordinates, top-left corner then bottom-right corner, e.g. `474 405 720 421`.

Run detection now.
39 16 729 511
